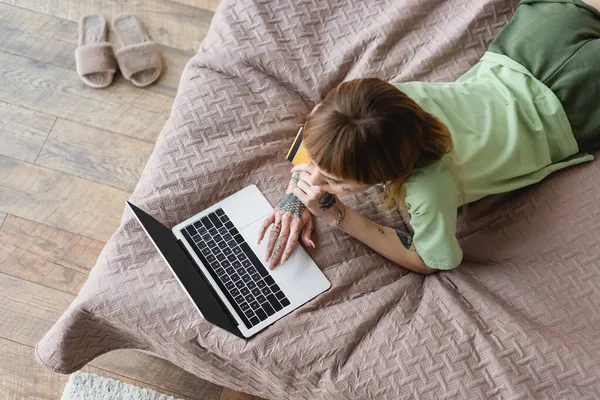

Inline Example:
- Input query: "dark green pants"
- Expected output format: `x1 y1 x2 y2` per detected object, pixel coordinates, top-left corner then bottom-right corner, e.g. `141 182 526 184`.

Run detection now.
488 0 600 153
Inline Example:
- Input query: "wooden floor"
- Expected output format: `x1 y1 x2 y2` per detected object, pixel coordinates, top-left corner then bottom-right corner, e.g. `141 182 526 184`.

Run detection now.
0 1 261 399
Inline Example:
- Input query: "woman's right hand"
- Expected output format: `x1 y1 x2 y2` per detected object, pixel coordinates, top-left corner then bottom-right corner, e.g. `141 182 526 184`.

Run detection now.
257 171 315 269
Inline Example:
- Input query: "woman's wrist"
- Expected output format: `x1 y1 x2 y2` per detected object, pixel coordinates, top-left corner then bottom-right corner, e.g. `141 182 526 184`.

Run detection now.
326 198 347 229
286 171 302 193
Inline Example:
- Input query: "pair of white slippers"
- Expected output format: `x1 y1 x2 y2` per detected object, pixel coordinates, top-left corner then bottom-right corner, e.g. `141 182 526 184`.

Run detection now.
75 13 162 88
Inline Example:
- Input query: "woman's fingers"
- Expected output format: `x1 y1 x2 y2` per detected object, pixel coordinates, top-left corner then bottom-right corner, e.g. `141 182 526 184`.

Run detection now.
297 179 321 198
269 215 292 269
280 219 302 265
293 187 308 204
257 212 275 244
270 236 288 269
296 179 312 194
291 163 310 172
300 170 320 186
291 163 315 175
300 216 315 249
265 212 283 261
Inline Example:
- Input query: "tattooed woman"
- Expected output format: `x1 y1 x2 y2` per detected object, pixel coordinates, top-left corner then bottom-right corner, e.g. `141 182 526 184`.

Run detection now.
258 0 600 274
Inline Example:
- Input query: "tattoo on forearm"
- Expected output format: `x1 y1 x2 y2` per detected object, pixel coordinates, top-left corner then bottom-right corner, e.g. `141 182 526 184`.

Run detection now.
341 186 351 192
378 228 384 234
319 193 336 211
333 205 345 228
276 193 306 218
395 230 415 251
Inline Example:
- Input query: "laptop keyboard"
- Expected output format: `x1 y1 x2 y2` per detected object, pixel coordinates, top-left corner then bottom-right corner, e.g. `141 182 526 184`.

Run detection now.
181 208 291 328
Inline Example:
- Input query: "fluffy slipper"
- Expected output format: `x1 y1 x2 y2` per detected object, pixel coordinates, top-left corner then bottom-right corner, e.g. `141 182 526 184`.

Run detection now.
113 13 162 87
75 13 116 88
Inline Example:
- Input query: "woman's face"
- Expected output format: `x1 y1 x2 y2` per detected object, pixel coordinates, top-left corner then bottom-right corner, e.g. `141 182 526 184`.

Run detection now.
308 165 372 195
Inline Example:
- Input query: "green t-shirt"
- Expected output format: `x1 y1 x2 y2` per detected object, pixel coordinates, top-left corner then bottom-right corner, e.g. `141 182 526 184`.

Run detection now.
392 51 593 270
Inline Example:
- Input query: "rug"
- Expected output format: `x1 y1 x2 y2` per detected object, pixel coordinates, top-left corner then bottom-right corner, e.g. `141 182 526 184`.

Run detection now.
61 372 183 400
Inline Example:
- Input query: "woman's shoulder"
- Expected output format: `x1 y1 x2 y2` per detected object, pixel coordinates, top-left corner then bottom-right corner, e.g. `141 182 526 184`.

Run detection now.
405 158 456 192
404 159 461 214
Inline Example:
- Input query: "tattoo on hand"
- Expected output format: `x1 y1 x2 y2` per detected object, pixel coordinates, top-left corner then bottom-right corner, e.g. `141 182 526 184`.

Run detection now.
291 173 301 185
262 218 272 229
272 236 287 264
378 228 385 234
276 193 306 218
319 193 337 211
274 236 286 254
395 230 415 251
341 186 351 192
270 222 281 238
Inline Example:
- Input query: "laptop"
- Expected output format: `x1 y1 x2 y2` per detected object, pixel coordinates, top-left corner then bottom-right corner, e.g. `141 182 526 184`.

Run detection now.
127 184 331 338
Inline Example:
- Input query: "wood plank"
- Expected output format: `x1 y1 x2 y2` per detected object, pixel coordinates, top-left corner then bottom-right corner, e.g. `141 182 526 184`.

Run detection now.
0 308 52 350
0 0 214 54
0 100 56 163
0 272 73 325
0 50 170 142
0 273 222 400
0 154 129 242
0 215 104 275
36 118 154 192
171 0 222 12
0 244 87 294
1 337 67 400
0 214 104 293
0 3 191 97
0 337 202 400
220 387 264 400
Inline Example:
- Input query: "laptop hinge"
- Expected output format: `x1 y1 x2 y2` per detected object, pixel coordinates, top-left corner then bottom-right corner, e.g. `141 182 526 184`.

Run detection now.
175 239 238 326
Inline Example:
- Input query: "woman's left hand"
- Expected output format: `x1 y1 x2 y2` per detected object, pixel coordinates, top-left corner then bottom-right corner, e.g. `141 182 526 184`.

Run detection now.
291 165 346 226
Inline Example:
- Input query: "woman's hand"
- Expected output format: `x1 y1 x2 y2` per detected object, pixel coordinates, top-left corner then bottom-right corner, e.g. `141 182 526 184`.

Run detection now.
291 164 346 228
257 171 315 269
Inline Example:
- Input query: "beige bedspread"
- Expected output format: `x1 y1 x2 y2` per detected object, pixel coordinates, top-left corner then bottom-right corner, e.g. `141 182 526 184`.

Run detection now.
36 0 600 398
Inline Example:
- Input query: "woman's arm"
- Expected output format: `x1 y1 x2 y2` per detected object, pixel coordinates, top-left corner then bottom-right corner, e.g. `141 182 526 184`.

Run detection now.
291 166 436 274
331 202 437 275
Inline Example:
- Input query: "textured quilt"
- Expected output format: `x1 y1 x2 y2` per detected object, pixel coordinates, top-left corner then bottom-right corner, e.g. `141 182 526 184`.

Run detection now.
36 0 600 398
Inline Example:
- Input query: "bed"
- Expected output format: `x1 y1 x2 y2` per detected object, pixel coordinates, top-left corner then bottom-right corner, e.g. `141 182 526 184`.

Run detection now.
36 0 600 398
